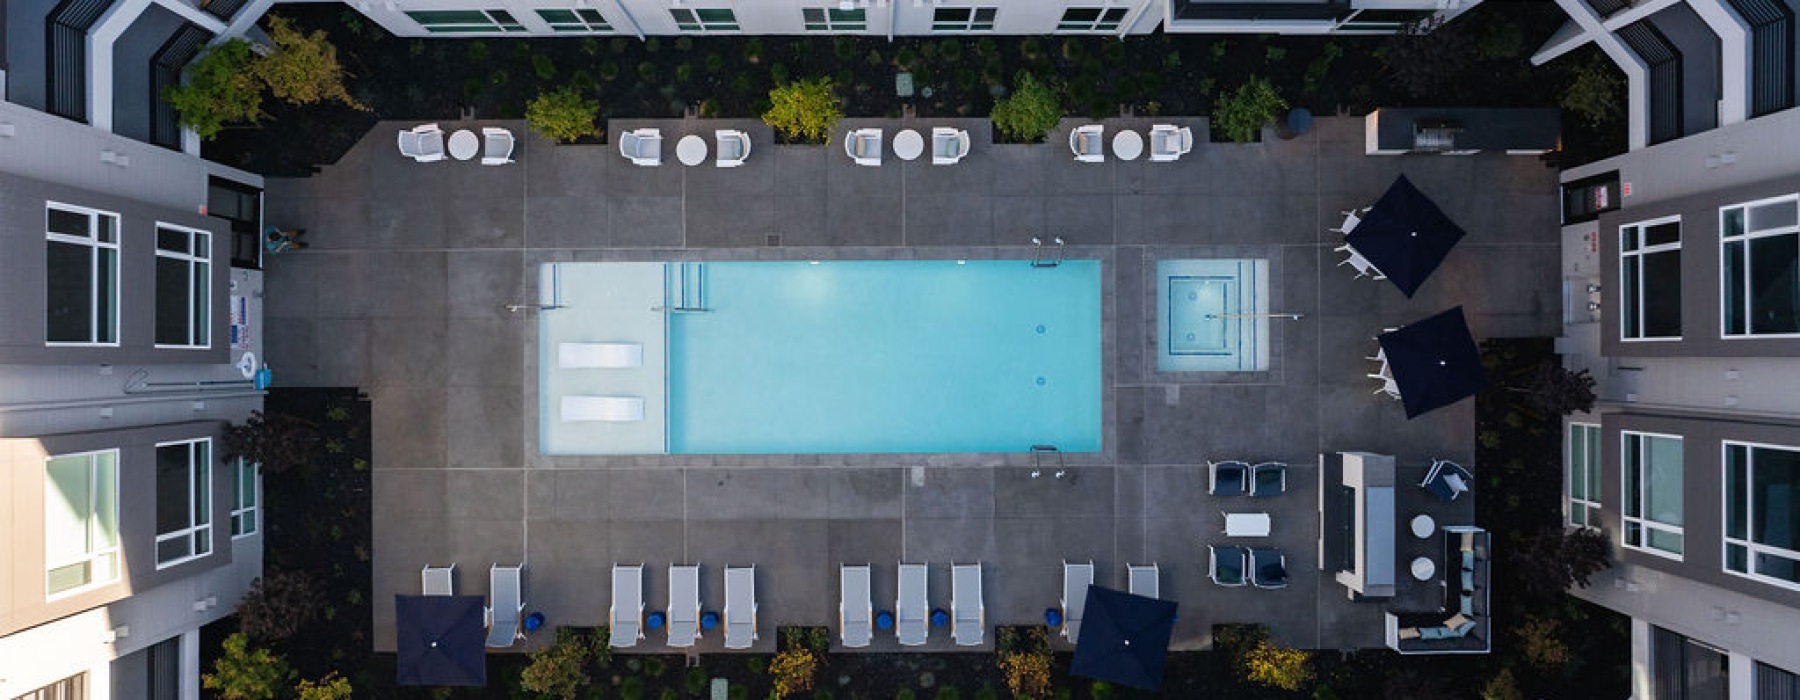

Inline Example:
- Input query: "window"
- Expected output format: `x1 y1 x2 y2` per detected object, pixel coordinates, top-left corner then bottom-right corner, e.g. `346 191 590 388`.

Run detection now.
231 458 259 538
13 672 85 700
1623 432 1684 558
536 8 611 31
46 204 119 345
1724 442 1800 589
803 8 866 31
1620 217 1682 340
1568 423 1602 527
154 225 211 348
155 438 212 567
671 8 738 31
1721 195 1800 336
45 450 118 597
1057 7 1128 30
932 7 996 30
403 10 524 32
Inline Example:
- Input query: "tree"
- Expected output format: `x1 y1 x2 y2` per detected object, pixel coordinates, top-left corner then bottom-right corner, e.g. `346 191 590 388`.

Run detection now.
1563 54 1624 128
1509 526 1614 602
520 628 594 700
769 628 822 698
253 15 365 110
236 568 324 642
1243 636 1314 690
1518 361 1597 416
990 72 1062 142
1481 668 1526 700
996 626 1053 699
295 673 354 700
1515 616 1571 671
526 86 602 143
163 40 263 140
203 633 293 700
762 77 844 144
1212 76 1287 144
223 410 321 475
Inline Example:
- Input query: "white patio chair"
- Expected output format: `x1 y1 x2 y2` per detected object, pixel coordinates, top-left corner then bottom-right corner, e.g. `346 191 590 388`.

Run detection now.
952 563 984 646
1061 560 1094 643
1338 249 1386 280
610 564 644 648
479 127 515 165
668 564 701 648
897 562 928 646
931 127 970 165
1148 124 1192 162
715 129 751 168
724 565 757 649
1330 210 1362 234
1128 563 1159 599
398 123 445 163
840 564 873 648
620 128 663 166
421 563 455 596
845 128 883 166
1069 124 1105 163
484 563 526 648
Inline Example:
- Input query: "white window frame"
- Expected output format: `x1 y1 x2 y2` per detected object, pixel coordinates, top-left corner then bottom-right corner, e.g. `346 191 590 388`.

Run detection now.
1722 440 1800 591
154 438 213 569
670 7 739 31
45 202 121 347
153 223 211 349
1056 6 1129 31
1568 423 1602 528
1622 430 1685 560
931 6 997 31
1619 215 1683 342
403 9 525 33
230 458 260 539
802 7 866 31
535 8 612 32
44 449 120 600
1719 194 1800 338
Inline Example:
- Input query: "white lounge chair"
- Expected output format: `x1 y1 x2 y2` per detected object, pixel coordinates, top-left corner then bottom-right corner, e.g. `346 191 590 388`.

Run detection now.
481 127 516 165
398 123 445 163
840 564 873 648
724 565 757 649
610 564 644 648
558 342 643 369
1128 563 1159 599
620 128 663 166
484 563 526 648
897 562 928 646
422 563 455 596
1061 560 1094 643
561 395 645 422
1069 124 1105 163
931 127 970 165
715 129 751 168
668 564 701 648
1148 124 1192 162
845 128 882 166
952 563 984 646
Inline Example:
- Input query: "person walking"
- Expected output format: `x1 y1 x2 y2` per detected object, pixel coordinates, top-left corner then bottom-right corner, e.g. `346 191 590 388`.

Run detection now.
264 226 308 253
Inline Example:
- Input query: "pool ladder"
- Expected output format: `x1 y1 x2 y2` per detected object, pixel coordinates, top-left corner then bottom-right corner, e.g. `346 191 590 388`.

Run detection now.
1030 237 1065 268
655 261 709 313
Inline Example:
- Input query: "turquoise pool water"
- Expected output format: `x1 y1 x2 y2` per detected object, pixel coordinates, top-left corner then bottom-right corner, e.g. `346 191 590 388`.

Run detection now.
667 260 1102 454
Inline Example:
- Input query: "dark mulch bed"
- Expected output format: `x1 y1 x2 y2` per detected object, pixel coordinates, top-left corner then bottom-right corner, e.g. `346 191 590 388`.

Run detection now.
207 2 1621 176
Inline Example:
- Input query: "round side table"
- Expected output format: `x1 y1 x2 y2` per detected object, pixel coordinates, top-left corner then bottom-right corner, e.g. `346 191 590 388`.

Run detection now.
447 129 479 161
1410 556 1436 581
1411 514 1436 539
894 129 924 161
1112 130 1144 161
677 135 708 167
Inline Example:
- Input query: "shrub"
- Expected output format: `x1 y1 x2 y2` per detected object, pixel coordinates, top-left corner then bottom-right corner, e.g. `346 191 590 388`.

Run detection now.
1383 17 1473 98
660 689 680 700
935 688 961 700
770 647 820 698
771 63 791 85
1212 76 1286 143
638 61 658 82
254 15 365 110
621 676 645 700
991 72 1062 142
223 410 321 475
1517 361 1597 416
1243 637 1314 690
526 86 601 143
762 77 844 144
1517 616 1571 670
521 629 594 700
897 691 916 700
731 687 750 700
644 656 667 678
1482 668 1525 700
164 39 262 142
295 673 353 700
1087 683 1112 700
533 54 556 81
705 53 726 74
203 633 293 700
600 61 621 82
676 36 694 52
1564 54 1624 128
687 668 710 694
237 568 324 642
996 627 1053 699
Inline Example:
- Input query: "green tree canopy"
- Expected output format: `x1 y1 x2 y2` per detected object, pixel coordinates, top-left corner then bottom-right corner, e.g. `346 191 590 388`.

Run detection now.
991 72 1062 142
1212 76 1287 144
163 39 263 141
762 77 844 144
202 633 293 700
253 14 366 110
525 86 602 143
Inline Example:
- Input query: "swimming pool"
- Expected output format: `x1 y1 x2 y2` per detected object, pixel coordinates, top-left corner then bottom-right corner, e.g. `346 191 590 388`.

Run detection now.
539 260 1103 455
1157 259 1270 372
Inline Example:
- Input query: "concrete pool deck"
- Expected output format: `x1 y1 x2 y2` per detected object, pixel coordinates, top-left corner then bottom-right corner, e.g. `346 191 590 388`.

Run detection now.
261 115 1558 653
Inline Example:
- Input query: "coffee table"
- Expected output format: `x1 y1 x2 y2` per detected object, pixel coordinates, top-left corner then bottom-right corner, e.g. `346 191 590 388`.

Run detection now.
1112 130 1144 161
447 129 479 161
677 135 708 166
1411 556 1436 581
893 129 924 161
1223 512 1271 537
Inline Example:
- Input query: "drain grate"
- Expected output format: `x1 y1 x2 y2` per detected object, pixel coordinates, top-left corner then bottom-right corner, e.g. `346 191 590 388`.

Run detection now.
766 233 782 247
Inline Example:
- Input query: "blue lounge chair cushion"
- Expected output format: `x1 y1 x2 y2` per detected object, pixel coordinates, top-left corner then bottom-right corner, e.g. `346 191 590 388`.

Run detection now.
1452 619 1477 636
1419 626 1452 640
1461 570 1474 590
1460 594 1473 617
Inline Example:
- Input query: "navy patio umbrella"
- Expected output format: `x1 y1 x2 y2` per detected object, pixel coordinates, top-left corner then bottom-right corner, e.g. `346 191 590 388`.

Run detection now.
1378 306 1489 419
1069 586 1179 691
395 594 488 686
1346 175 1469 298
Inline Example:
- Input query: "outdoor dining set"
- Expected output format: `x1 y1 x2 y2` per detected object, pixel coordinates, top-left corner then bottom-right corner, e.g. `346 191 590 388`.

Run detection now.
1069 123 1193 162
397 123 515 165
1203 460 1292 590
619 127 752 167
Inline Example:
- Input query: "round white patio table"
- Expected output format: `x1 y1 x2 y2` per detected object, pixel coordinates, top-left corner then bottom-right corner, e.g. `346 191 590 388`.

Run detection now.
1112 130 1144 161
893 129 924 161
447 129 479 161
1411 514 1436 539
1410 556 1436 581
677 135 707 166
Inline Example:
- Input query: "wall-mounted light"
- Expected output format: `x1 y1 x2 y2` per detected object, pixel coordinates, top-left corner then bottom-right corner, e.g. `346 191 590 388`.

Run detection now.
0 123 16 137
